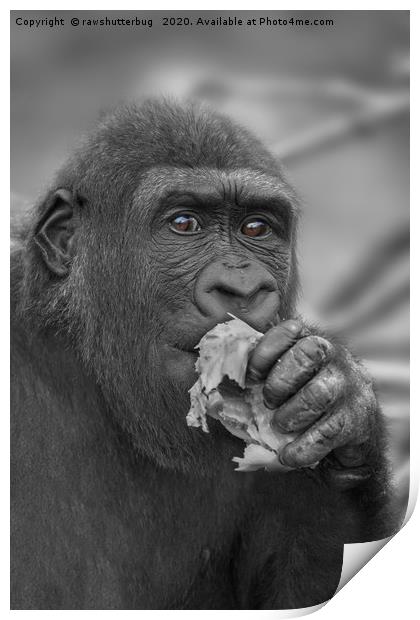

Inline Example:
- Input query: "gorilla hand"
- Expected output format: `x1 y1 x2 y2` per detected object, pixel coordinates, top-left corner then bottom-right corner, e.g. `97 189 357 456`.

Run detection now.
247 320 377 489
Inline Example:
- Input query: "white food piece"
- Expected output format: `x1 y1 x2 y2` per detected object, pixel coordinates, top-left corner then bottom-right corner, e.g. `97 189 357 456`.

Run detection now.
186 317 299 472
233 444 289 472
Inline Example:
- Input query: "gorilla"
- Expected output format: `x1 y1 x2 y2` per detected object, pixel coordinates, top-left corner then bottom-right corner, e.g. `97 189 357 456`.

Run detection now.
11 99 397 610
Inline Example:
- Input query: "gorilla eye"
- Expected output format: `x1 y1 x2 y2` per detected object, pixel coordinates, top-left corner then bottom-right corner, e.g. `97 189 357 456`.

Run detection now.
240 218 272 239
170 214 201 235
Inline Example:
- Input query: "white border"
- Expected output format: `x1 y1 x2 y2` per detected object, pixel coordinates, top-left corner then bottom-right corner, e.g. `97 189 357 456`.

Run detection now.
4 4 416 618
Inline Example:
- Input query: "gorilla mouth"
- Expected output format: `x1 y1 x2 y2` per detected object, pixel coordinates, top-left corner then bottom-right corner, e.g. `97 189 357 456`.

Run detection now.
167 312 274 356
170 344 199 356
166 324 227 355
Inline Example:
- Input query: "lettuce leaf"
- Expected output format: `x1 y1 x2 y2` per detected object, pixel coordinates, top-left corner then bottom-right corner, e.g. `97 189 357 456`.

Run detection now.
186 317 299 472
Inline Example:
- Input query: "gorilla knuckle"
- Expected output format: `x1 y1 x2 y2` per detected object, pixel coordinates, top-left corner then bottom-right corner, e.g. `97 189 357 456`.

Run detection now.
293 336 331 370
281 319 303 338
270 361 294 386
263 373 294 403
299 384 322 412
300 377 336 412
318 415 346 442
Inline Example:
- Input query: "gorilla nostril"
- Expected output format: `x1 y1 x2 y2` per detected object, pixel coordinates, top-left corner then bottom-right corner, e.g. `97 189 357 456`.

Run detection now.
211 283 274 313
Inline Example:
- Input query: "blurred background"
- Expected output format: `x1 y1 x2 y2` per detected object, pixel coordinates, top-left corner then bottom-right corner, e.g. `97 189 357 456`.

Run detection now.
11 11 409 521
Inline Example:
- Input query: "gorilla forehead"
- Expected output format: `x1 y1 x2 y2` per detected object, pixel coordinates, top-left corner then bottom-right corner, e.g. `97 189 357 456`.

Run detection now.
132 166 299 220
56 99 287 211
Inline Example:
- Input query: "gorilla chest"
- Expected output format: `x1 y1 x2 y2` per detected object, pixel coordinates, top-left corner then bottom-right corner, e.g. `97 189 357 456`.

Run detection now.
66 471 244 609
123 476 245 608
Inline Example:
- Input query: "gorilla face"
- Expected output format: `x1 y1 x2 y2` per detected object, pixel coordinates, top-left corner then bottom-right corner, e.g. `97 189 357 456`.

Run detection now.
131 167 298 388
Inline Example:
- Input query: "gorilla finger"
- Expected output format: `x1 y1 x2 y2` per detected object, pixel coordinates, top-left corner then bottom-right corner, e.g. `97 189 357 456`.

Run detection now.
325 465 372 490
263 336 334 409
279 410 354 469
272 367 342 432
247 320 304 382
333 444 366 467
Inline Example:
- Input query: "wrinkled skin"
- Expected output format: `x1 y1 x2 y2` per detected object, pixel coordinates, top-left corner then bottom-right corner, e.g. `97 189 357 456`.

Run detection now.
11 100 399 610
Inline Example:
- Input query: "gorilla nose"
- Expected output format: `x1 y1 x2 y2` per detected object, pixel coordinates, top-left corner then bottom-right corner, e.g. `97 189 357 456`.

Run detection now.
194 259 280 330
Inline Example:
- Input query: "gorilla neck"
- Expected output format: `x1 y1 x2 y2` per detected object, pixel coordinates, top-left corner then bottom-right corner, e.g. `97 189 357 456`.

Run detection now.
97 367 246 478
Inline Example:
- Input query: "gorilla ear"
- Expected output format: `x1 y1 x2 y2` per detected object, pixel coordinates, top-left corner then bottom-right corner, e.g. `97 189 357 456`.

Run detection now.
34 189 77 276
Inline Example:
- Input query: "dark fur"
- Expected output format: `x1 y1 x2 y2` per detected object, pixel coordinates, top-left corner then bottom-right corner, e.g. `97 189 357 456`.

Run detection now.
11 100 396 609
